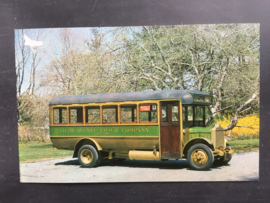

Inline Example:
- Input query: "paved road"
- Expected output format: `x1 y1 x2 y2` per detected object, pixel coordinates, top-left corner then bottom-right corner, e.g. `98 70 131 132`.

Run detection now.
20 152 259 183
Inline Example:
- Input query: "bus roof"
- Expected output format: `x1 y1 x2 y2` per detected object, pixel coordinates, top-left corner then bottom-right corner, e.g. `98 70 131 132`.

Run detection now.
49 90 211 106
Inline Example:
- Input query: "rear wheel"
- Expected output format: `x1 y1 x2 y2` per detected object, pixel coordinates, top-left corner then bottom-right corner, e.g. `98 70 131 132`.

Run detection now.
78 145 99 167
187 144 214 170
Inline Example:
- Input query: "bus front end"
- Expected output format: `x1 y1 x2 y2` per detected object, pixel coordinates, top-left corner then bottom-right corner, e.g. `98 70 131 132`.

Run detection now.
211 123 234 162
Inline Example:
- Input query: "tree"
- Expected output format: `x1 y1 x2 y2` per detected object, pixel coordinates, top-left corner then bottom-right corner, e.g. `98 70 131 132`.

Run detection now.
118 24 259 132
15 29 46 124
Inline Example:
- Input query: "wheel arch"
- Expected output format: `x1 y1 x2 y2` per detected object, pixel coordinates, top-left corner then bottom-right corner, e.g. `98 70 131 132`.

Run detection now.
73 138 102 158
183 138 214 158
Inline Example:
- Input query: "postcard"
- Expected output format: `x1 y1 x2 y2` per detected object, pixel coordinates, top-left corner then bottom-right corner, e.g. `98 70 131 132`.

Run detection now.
16 24 259 182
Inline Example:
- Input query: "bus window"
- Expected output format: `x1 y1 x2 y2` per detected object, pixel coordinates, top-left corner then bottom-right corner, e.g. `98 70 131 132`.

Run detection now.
103 106 118 123
195 106 203 121
195 106 205 126
182 106 186 121
120 105 137 123
161 103 178 123
69 107 83 123
161 105 168 122
183 105 206 127
172 104 179 122
53 108 67 124
139 104 157 123
86 107 100 124
188 106 193 121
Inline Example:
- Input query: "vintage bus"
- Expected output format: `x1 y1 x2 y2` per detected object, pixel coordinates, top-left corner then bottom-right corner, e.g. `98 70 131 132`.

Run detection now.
49 90 233 170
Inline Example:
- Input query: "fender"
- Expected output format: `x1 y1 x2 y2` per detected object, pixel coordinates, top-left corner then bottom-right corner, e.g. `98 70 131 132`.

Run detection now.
74 138 103 151
73 138 103 158
184 137 213 147
183 137 214 156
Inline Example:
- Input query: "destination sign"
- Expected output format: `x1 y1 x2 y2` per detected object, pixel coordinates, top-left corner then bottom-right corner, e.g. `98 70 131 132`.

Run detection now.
194 95 211 103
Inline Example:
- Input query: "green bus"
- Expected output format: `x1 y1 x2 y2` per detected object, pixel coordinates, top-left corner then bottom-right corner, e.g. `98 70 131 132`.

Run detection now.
49 90 233 170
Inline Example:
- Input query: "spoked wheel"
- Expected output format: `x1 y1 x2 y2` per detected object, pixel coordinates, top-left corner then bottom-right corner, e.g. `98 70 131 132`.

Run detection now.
187 144 214 170
78 145 99 167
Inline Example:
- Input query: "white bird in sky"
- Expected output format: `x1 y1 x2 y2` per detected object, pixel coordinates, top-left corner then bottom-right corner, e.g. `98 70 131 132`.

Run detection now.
23 34 43 52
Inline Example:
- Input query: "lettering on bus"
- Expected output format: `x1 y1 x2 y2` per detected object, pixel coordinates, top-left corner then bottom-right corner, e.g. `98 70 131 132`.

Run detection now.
54 128 74 134
121 127 149 133
76 128 119 133
52 126 154 136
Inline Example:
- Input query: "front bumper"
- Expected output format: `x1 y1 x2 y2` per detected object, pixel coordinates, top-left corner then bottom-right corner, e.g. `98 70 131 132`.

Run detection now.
213 147 234 159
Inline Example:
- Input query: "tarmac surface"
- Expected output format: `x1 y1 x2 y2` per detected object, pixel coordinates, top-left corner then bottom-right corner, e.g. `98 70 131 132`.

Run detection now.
20 151 259 183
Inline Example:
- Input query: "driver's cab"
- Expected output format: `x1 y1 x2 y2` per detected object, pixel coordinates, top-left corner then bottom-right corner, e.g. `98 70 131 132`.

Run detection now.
182 105 206 128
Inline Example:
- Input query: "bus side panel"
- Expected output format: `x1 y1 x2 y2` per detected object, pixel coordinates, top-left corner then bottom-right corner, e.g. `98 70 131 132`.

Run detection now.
50 137 159 151
50 125 159 151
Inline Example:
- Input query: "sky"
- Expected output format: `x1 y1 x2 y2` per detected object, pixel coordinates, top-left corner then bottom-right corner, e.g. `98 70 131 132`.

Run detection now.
14 26 140 94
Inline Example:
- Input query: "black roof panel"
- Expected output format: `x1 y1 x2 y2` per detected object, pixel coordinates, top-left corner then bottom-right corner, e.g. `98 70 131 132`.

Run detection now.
49 90 211 106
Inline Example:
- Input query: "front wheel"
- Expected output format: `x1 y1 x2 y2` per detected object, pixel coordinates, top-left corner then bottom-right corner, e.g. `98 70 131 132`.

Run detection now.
187 144 214 170
78 145 99 167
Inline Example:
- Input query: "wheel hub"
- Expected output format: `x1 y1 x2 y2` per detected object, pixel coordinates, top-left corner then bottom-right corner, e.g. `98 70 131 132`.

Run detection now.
80 149 93 165
191 149 209 167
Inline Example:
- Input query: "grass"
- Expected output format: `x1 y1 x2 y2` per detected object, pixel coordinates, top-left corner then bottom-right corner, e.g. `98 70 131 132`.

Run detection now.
19 141 73 162
227 139 259 153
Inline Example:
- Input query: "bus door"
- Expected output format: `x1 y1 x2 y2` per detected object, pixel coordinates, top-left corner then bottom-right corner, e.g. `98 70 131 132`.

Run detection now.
160 101 181 159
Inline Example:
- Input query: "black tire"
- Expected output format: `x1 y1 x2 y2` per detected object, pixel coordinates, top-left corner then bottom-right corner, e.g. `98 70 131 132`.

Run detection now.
95 151 102 167
78 145 99 167
187 143 214 170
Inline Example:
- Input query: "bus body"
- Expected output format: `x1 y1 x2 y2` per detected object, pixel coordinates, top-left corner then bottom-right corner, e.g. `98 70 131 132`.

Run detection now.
49 90 233 170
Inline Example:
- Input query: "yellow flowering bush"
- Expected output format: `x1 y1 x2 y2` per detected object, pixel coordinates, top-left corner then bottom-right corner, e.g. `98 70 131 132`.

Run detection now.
217 114 259 139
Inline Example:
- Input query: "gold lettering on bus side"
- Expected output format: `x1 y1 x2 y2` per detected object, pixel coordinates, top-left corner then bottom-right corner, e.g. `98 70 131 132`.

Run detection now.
114 128 118 132
77 128 82 133
135 128 141 132
145 128 149 132
141 128 145 132
108 128 112 132
54 129 58 134
59 128 65 133
68 128 73 133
